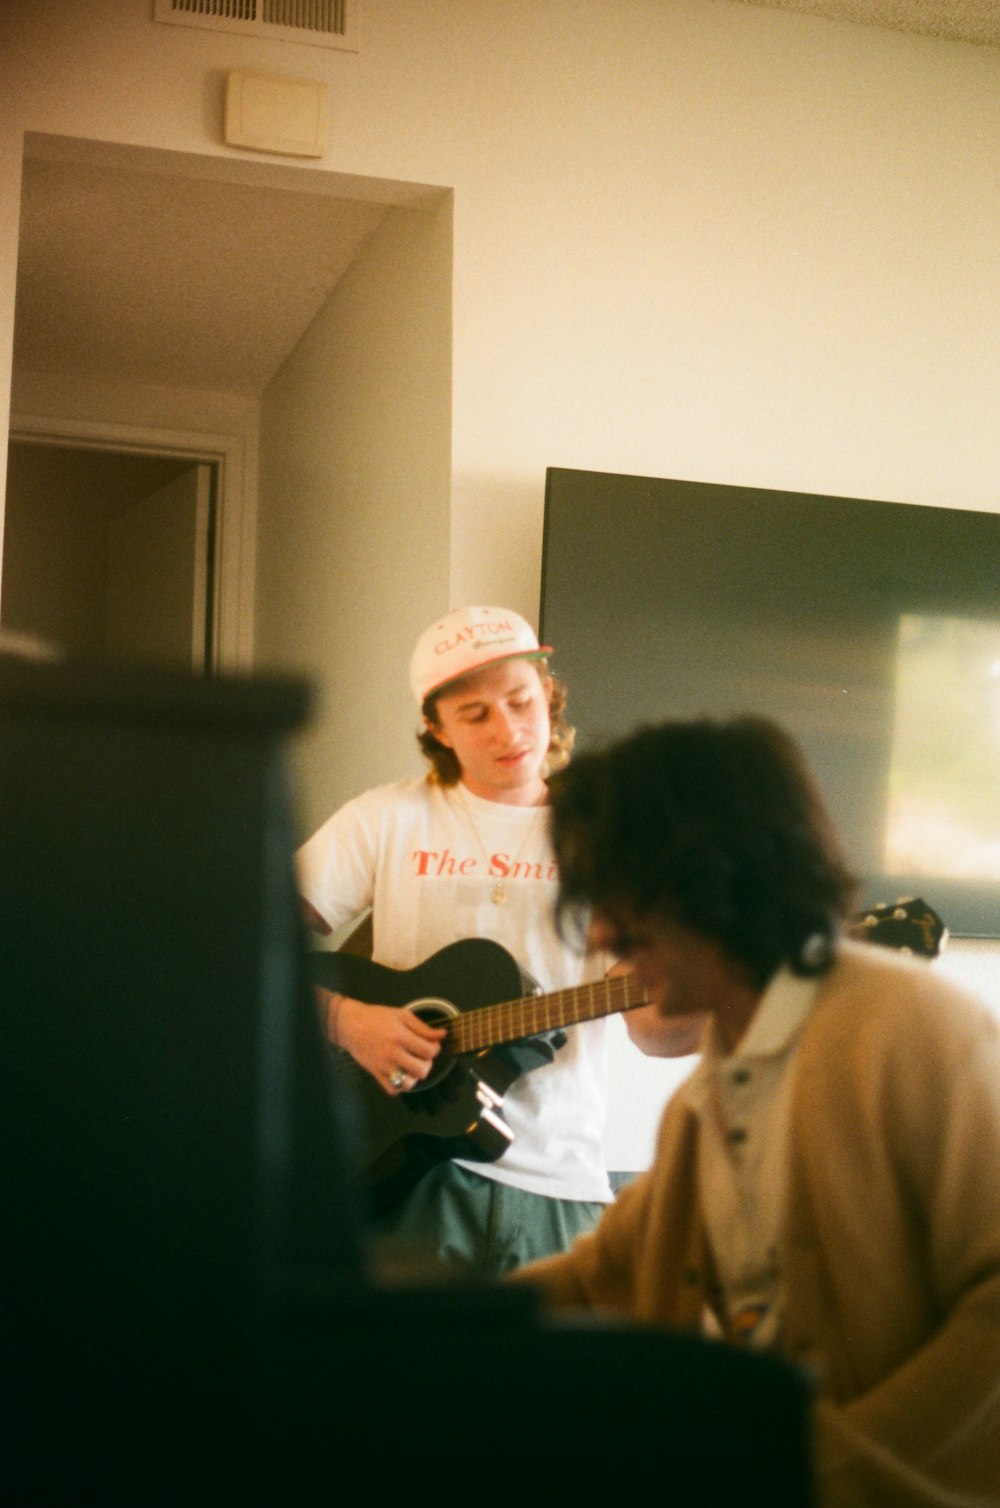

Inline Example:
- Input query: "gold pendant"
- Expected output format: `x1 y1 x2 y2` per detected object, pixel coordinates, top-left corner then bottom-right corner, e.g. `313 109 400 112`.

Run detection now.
491 884 507 905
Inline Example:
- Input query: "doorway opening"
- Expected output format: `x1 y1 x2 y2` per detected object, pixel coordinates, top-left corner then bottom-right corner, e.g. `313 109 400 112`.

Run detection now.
2 438 219 672
6 133 452 689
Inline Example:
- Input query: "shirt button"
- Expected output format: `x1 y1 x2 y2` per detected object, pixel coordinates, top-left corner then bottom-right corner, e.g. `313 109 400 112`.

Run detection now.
727 1126 748 1145
731 1067 751 1086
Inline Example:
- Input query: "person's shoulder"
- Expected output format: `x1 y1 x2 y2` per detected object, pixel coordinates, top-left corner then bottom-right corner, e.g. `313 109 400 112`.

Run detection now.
365 773 431 802
812 939 999 1054
828 938 988 1005
302 775 434 845
334 773 433 817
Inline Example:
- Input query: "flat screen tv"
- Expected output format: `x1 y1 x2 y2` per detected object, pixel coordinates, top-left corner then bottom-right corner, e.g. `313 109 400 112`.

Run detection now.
540 467 1000 939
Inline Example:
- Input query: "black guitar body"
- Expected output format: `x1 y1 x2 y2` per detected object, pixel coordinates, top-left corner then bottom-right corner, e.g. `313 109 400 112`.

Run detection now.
310 939 557 1215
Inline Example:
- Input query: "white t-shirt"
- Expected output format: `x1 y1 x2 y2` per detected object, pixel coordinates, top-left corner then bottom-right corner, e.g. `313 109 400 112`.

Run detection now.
296 776 612 1203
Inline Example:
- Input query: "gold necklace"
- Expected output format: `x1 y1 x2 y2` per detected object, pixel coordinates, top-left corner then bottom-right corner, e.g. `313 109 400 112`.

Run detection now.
451 786 548 905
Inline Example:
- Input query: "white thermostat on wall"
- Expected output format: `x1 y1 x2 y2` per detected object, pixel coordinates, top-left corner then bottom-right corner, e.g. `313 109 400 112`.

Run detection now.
225 70 330 158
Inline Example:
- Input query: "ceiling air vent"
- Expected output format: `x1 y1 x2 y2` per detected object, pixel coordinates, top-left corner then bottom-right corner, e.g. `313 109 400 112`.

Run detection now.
154 0 358 53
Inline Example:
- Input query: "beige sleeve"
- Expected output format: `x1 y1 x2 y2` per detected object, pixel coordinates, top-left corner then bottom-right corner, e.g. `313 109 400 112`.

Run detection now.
512 1171 655 1314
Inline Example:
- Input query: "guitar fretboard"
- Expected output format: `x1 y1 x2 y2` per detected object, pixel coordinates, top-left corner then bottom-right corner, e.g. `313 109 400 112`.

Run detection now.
444 972 648 1055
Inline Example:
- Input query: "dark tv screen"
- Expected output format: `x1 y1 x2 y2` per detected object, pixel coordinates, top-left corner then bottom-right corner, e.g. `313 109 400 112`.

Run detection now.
540 467 1000 939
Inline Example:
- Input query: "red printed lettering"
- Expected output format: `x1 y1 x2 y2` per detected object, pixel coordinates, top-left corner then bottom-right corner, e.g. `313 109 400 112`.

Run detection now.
486 854 558 883
413 849 437 876
436 618 515 655
412 848 477 878
508 859 555 882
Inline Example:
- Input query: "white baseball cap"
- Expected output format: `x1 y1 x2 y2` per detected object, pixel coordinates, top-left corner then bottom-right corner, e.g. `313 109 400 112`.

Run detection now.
409 605 552 705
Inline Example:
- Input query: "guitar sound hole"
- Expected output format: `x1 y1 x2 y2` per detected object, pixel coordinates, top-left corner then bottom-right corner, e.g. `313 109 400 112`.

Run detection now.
405 997 457 1092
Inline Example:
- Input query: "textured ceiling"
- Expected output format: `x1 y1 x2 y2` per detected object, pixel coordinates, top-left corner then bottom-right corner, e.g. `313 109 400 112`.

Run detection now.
14 154 389 397
733 0 1000 48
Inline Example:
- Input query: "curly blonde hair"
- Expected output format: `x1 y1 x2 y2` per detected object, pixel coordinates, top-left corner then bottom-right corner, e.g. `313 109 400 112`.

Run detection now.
416 662 575 786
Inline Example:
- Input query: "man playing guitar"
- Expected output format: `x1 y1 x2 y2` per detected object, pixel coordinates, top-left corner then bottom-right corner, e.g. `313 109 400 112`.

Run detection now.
297 605 685 1275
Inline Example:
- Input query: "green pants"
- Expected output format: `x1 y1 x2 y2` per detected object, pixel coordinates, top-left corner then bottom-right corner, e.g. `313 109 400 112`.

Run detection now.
372 1161 605 1280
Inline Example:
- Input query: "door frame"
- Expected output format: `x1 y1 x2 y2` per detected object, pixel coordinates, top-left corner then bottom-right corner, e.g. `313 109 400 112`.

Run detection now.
7 412 255 671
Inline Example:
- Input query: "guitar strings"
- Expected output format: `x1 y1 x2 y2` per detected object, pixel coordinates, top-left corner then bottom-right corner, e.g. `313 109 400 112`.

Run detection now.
326 972 649 1072
444 972 648 1054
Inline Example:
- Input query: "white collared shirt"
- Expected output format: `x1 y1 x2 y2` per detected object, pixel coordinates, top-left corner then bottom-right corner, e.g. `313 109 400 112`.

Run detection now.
682 966 820 1347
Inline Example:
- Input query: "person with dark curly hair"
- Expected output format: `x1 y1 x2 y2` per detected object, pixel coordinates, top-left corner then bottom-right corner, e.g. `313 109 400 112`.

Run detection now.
518 716 1000 1508
297 606 639 1275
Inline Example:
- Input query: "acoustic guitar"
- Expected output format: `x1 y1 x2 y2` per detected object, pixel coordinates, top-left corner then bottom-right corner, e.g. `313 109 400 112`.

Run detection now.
311 938 646 1213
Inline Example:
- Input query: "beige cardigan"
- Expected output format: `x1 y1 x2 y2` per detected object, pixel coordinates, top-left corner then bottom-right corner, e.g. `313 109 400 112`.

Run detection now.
518 943 1000 1507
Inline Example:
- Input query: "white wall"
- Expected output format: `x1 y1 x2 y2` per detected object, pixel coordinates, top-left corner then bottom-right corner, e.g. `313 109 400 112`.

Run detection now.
2 443 192 653
4 1 999 611
10 370 258 440
257 198 453 840
2 444 114 652
8 370 261 667
3 0 999 1165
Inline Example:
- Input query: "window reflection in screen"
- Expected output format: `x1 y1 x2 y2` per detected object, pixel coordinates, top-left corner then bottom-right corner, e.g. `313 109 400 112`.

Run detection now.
886 615 1000 880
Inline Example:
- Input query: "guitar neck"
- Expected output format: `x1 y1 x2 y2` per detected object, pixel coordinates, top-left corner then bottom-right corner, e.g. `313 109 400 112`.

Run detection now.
445 972 648 1056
